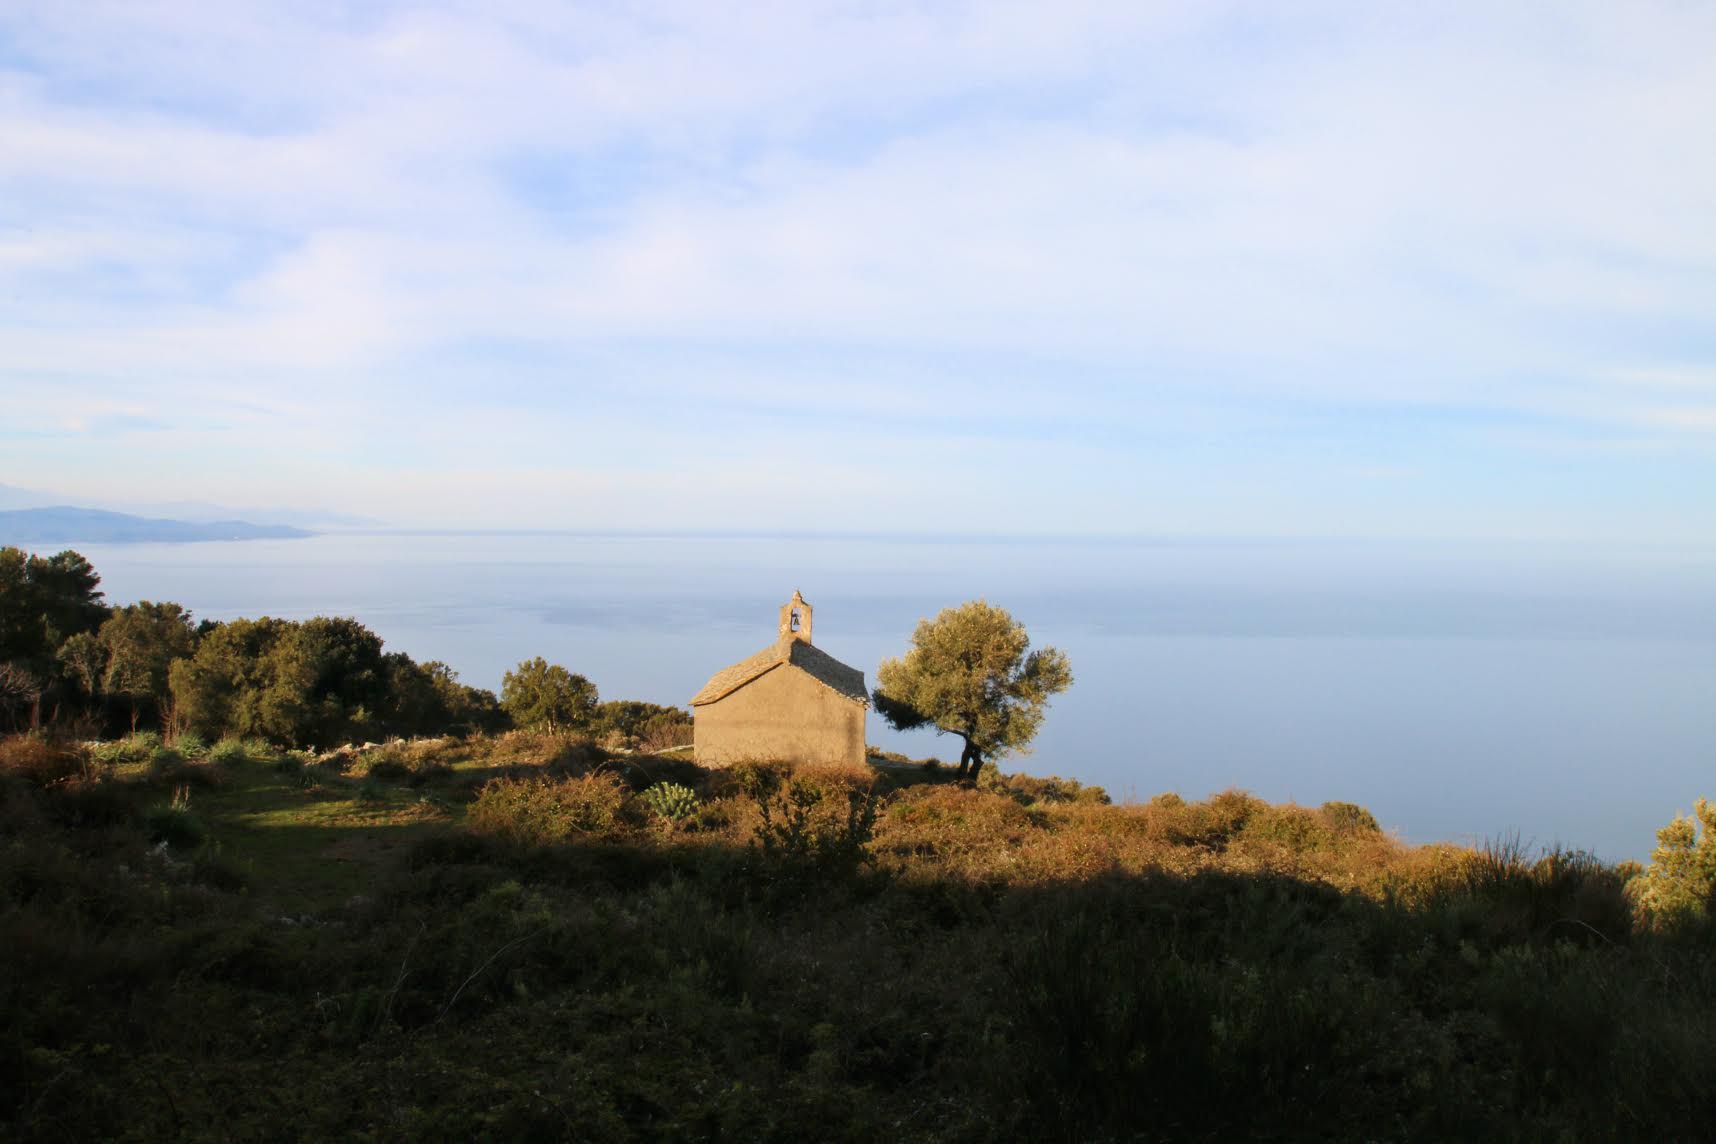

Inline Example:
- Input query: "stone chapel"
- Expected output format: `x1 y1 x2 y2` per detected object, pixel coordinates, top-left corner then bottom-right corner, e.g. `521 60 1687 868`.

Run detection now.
689 591 868 767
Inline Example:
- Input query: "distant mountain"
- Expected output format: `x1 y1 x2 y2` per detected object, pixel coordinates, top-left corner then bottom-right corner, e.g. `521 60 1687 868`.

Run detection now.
112 499 383 528
0 507 312 544
0 482 379 528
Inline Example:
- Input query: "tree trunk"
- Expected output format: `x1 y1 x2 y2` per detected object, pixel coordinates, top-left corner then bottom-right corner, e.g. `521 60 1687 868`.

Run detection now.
957 739 982 784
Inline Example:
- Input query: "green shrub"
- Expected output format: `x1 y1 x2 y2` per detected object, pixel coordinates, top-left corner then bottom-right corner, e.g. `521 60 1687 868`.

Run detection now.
1630 799 1716 931
1320 801 1381 834
366 757 413 781
147 746 185 775
144 786 205 849
1245 804 1339 852
88 740 132 766
1406 837 1635 946
979 767 1112 806
174 732 209 758
1151 788 1266 850
467 774 635 846
997 876 1377 1140
352 740 453 784
737 762 878 873
94 731 162 765
641 781 700 824
208 738 250 767
147 746 220 790
637 711 693 751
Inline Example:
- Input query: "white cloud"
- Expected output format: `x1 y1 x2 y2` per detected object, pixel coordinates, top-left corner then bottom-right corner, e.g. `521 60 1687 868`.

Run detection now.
0 1 1712 533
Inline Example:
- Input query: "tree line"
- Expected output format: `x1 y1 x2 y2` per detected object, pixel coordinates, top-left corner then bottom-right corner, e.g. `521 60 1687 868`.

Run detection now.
0 547 688 749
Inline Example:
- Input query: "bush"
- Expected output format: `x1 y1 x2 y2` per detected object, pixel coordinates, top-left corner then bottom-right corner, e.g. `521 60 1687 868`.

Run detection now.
1395 837 1636 946
147 745 185 775
0 734 86 786
44 778 137 828
636 711 693 753
366 757 413 781
590 699 692 752
91 733 160 767
736 761 878 873
208 738 250 767
997 878 1365 1139
1321 801 1381 834
1244 804 1339 852
1147 788 1266 850
174 731 209 758
242 737 279 762
467 774 635 847
147 746 220 790
1630 799 1716 931
979 767 1112 807
345 740 460 787
144 786 205 849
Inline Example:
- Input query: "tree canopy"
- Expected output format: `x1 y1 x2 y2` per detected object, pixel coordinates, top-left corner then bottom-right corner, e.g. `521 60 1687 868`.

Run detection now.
168 615 501 747
872 600 1072 782
0 546 111 727
0 546 662 747
590 699 692 751
501 657 599 733
97 601 199 730
382 656 507 737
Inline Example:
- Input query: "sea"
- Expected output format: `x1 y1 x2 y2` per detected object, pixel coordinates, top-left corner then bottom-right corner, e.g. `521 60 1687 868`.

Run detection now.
62 531 1716 863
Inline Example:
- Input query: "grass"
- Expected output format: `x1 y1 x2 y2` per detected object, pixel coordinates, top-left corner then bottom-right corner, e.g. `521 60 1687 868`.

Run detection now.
194 765 450 912
3 729 1713 1141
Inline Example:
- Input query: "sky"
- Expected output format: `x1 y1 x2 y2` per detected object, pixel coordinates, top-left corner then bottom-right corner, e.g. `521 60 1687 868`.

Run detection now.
2 1 1712 539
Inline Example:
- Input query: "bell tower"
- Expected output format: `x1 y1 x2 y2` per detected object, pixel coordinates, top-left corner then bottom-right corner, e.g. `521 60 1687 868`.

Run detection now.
778 590 813 644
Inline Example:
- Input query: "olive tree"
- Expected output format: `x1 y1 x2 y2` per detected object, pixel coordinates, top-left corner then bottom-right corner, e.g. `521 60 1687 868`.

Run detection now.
872 600 1072 783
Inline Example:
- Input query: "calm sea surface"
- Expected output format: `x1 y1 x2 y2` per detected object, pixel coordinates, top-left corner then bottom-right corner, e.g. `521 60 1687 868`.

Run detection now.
67 532 1716 862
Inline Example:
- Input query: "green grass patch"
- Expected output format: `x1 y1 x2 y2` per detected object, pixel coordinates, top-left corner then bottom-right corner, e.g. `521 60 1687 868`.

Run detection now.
191 762 453 912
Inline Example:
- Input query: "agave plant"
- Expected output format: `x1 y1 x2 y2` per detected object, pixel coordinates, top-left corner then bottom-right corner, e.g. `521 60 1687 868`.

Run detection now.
642 781 700 824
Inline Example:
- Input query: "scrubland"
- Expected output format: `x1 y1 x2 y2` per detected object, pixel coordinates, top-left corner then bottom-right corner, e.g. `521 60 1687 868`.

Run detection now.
3 730 1712 1141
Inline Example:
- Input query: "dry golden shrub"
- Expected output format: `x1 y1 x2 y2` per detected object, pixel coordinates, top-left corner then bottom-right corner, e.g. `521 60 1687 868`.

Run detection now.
0 735 86 786
466 772 636 846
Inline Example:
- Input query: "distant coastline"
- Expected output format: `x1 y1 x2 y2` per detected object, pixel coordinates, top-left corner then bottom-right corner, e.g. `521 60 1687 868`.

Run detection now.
0 506 312 544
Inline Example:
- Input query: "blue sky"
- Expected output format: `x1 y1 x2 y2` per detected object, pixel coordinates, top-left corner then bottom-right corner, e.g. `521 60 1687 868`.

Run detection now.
1 1 1712 539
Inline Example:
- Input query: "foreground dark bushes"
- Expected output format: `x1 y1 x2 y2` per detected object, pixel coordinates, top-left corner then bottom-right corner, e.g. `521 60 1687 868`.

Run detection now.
2 737 1713 1141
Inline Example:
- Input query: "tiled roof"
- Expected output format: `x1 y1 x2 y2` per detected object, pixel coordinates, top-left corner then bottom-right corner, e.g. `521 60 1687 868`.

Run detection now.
690 637 868 707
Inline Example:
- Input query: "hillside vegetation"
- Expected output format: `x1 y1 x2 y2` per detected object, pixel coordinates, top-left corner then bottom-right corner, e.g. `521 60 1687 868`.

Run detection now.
3 730 1713 1141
